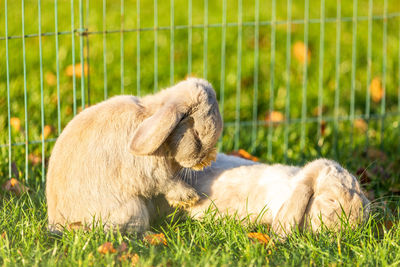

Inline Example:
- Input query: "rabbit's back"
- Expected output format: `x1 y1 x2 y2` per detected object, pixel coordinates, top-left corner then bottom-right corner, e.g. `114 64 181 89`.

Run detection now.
189 154 298 224
46 95 156 228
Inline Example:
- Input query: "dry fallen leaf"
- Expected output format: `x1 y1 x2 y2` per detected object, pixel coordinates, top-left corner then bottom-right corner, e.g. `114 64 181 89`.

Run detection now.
354 118 368 133
65 63 88 78
97 242 117 254
229 149 259 162
384 220 394 230
320 120 327 136
119 253 140 266
370 77 384 103
65 106 73 116
247 232 274 246
131 254 140 265
67 221 90 231
10 117 21 132
2 178 29 196
29 153 42 166
1 232 6 239
293 41 311 65
45 71 57 86
40 125 53 139
265 111 285 124
143 233 167 246
312 105 328 117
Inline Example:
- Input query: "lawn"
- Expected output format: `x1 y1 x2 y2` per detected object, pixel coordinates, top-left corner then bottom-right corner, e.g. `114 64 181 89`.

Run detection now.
1 0 400 265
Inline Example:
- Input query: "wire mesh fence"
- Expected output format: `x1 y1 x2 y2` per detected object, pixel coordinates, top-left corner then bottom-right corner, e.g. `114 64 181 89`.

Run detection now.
1 0 400 183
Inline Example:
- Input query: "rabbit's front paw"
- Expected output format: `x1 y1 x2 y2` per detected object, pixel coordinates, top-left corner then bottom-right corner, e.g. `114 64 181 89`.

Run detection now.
166 188 200 210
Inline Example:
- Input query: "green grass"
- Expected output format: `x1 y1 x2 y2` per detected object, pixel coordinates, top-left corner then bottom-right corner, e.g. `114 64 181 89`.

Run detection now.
1 189 400 266
1 0 400 265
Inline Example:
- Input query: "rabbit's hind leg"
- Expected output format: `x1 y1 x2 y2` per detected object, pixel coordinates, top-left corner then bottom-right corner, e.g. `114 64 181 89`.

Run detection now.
106 197 151 234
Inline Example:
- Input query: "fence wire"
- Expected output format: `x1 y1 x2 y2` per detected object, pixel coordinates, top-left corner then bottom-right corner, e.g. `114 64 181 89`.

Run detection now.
1 0 400 182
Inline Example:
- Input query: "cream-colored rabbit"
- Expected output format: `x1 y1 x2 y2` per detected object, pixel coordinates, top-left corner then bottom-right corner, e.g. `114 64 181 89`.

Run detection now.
183 154 370 237
46 78 223 233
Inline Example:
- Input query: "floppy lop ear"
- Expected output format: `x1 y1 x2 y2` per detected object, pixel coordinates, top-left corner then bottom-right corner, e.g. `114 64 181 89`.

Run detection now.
272 183 313 237
130 103 184 155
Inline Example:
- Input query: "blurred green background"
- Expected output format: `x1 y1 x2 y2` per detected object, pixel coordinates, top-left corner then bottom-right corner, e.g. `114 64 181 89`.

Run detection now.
1 0 400 184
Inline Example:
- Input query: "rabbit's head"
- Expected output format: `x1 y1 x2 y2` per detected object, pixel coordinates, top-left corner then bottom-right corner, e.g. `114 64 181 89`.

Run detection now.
272 159 370 237
302 161 370 231
130 78 223 171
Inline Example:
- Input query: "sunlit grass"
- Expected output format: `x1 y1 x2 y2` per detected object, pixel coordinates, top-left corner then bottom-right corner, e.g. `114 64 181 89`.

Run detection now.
0 190 400 266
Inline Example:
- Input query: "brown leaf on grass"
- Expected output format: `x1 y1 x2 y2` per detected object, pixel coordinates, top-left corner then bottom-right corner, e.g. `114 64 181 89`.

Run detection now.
29 153 42 166
247 232 274 246
293 41 311 65
2 178 29 196
265 111 285 124
320 120 327 136
119 253 140 266
384 220 394 230
65 106 73 116
65 63 88 78
45 71 57 86
116 241 140 265
229 149 259 162
376 219 395 237
312 105 328 117
97 242 117 254
10 117 21 132
354 118 368 133
143 233 167 246
67 221 90 231
246 34 268 49
370 77 384 103
1 232 6 239
131 254 140 266
40 125 53 139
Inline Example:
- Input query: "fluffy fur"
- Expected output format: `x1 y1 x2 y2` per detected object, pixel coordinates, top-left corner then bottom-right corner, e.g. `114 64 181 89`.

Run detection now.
177 154 370 237
46 78 223 233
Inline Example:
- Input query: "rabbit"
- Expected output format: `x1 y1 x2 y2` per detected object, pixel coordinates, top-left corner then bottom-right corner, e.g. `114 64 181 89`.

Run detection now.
175 154 370 238
46 78 223 233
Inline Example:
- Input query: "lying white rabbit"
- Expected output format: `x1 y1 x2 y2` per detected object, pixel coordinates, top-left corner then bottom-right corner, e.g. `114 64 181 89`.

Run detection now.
46 78 223 233
179 154 370 237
